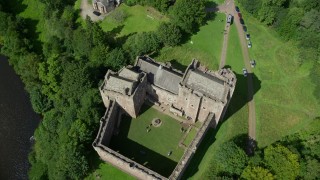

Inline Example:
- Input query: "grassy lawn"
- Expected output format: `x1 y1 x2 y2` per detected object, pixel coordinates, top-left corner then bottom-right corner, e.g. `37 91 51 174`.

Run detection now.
18 0 46 48
242 14 320 147
182 21 249 179
99 4 168 37
154 13 226 70
109 104 186 177
85 157 135 180
183 127 198 146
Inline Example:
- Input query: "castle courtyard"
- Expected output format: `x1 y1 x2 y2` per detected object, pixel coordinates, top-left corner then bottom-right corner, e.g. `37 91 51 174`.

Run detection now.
109 103 198 177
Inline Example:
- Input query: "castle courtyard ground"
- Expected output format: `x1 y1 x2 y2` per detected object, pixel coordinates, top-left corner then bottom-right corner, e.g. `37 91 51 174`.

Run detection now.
108 104 199 177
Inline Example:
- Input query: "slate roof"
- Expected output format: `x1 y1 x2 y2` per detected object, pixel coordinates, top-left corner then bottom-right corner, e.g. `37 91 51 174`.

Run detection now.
118 67 140 81
136 58 183 94
184 69 227 101
105 75 137 95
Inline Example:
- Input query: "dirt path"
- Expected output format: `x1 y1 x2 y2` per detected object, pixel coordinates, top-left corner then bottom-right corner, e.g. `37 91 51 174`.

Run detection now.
217 0 235 68
212 0 257 153
230 0 257 150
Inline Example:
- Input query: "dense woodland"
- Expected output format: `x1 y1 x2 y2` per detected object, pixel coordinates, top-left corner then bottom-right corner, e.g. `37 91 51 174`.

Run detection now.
0 0 319 179
0 0 207 179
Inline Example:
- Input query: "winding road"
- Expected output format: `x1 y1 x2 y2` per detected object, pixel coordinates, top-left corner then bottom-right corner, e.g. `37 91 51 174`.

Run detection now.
214 0 257 153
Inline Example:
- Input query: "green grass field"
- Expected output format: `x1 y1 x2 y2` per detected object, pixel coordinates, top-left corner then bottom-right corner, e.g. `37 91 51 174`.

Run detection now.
109 104 187 177
154 13 226 70
242 15 320 147
18 0 46 45
183 127 198 146
85 158 135 180
100 4 168 37
182 22 249 179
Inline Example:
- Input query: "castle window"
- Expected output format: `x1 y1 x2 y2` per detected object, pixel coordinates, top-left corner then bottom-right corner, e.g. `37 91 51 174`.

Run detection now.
203 107 206 110
185 98 188 100
191 104 194 107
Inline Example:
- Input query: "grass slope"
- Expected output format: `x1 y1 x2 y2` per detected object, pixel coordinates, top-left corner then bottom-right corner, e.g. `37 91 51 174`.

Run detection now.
100 5 168 37
242 15 320 147
154 13 226 70
183 23 249 179
18 0 46 42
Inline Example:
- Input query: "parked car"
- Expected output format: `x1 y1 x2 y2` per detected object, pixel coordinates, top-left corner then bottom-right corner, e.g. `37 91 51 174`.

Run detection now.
246 33 250 40
242 68 248 77
242 25 247 32
235 6 240 13
250 60 256 68
248 41 252 48
240 18 245 25
93 11 101 16
238 13 242 18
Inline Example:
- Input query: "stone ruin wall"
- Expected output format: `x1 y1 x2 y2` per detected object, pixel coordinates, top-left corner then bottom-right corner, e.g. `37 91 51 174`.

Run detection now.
100 73 147 118
132 75 148 115
93 100 167 180
98 100 120 146
93 145 166 180
146 84 178 106
169 113 216 180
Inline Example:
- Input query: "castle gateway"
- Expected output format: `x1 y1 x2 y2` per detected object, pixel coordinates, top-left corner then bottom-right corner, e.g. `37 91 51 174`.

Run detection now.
93 56 236 180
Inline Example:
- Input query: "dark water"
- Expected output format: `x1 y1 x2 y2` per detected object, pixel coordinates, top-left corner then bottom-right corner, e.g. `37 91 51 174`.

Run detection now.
0 55 40 180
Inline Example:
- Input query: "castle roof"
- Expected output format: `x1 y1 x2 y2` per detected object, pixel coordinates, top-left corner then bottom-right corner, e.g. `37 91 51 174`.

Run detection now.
105 75 137 95
118 67 140 81
136 58 182 94
184 69 227 102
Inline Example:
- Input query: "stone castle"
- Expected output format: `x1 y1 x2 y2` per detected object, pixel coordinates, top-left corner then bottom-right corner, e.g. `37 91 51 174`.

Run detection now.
93 56 236 179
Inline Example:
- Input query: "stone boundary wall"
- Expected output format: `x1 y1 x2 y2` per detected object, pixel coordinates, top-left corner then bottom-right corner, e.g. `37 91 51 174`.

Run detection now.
93 101 167 180
169 113 215 180
93 144 166 180
95 100 119 146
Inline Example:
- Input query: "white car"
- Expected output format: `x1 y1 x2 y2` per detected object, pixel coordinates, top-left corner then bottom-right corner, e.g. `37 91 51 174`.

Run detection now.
246 33 250 40
250 60 256 68
242 68 248 77
248 41 252 48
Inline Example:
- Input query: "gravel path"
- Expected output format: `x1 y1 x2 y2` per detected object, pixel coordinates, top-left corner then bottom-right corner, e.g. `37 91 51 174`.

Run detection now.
209 0 257 154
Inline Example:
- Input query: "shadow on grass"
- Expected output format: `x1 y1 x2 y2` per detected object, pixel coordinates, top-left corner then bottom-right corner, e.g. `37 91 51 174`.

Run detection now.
179 4 218 45
182 68 261 178
169 59 188 72
23 18 43 54
108 106 178 177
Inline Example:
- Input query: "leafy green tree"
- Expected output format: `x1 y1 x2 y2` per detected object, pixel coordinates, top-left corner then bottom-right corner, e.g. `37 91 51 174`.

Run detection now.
170 0 207 33
264 144 300 180
213 141 248 176
157 22 182 46
300 156 320 180
124 32 161 58
241 166 274 180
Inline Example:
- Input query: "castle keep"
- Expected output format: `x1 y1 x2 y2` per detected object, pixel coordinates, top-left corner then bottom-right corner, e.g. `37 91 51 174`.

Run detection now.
93 56 236 179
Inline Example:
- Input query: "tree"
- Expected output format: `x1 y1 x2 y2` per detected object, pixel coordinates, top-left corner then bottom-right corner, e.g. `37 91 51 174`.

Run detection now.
241 166 274 180
212 141 248 176
300 156 320 180
157 22 182 46
264 144 300 180
124 32 161 58
170 0 207 33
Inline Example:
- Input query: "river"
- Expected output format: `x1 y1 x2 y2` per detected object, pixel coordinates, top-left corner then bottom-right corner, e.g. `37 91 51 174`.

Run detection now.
0 55 40 179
